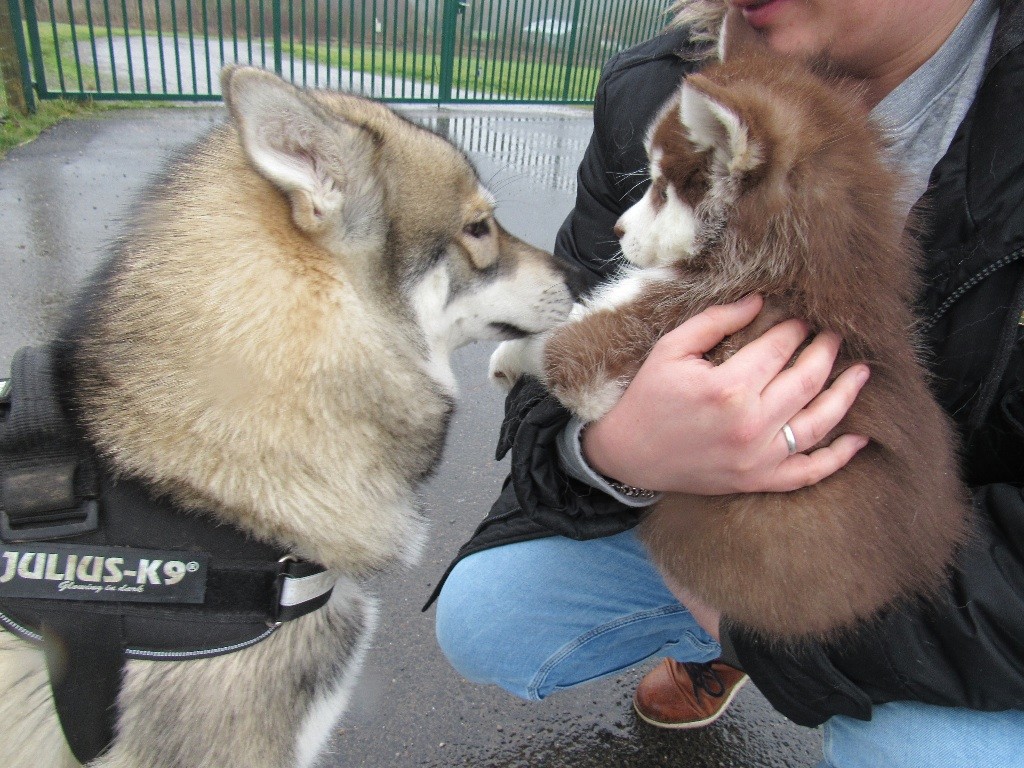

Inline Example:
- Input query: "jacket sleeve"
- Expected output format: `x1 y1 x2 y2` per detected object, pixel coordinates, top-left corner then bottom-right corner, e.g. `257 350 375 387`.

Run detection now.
497 58 652 540
551 62 640 295
728 389 1024 726
498 377 648 539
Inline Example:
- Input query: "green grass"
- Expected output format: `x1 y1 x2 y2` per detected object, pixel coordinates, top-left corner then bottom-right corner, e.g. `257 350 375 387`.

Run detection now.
285 38 603 101
0 85 105 156
33 22 107 93
0 23 111 157
33 18 602 101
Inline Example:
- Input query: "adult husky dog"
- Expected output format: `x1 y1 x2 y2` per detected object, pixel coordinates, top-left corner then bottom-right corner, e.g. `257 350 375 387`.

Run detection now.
0 66 571 767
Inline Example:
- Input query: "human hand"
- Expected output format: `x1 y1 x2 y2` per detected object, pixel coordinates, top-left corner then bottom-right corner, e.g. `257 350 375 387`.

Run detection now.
581 294 870 495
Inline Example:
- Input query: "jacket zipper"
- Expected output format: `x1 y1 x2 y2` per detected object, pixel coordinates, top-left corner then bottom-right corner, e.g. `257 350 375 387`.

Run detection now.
922 246 1024 330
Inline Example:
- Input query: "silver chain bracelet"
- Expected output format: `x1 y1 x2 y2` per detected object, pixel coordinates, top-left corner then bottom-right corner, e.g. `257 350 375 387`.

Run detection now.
578 423 658 500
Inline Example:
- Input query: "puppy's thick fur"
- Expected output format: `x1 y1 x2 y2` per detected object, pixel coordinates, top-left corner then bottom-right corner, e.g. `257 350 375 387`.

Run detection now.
492 52 970 640
0 67 571 767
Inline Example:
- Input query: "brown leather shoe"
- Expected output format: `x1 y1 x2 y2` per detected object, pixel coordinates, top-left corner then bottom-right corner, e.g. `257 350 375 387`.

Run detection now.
633 658 748 729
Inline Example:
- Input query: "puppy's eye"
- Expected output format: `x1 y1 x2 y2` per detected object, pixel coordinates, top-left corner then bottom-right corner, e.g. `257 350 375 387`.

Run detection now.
464 219 491 238
659 186 669 202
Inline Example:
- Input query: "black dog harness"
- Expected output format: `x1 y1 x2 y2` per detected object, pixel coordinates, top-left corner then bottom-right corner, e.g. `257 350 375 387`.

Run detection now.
0 347 336 764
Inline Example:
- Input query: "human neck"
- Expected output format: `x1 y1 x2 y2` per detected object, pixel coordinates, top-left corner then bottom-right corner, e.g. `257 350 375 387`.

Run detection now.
858 0 977 106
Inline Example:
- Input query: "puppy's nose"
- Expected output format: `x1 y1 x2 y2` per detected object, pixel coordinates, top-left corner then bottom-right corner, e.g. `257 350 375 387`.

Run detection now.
613 221 625 239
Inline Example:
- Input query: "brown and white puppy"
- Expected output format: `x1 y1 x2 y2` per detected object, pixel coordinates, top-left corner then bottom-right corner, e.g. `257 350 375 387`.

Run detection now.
491 51 971 641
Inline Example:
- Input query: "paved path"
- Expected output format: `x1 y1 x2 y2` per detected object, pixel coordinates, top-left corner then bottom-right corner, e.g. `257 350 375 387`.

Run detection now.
75 33 486 99
0 106 822 767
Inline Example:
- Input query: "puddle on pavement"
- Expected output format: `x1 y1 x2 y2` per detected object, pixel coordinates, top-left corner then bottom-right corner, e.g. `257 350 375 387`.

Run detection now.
417 113 590 192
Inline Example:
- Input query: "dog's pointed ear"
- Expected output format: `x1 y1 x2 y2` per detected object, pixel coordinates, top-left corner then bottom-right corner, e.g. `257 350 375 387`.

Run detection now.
221 66 380 236
679 75 762 177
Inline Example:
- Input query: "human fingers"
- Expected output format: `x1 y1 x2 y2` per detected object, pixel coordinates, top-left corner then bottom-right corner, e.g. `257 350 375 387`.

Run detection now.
773 363 870 457
763 433 871 492
760 331 843 421
654 294 763 361
718 318 811 392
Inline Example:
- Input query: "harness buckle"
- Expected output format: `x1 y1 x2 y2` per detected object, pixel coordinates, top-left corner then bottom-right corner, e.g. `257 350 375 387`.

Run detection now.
267 555 335 627
0 498 99 542
267 554 298 628
1 460 100 543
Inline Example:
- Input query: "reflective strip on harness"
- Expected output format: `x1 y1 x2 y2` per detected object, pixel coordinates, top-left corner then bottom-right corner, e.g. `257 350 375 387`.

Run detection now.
280 568 338 607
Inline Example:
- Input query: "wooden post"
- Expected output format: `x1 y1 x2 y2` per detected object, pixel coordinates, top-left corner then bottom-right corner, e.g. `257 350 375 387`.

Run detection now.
0 0 33 114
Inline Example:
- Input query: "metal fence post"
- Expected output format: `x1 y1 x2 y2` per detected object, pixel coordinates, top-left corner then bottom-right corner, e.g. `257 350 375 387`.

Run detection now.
560 0 582 101
0 0 34 112
437 0 461 102
272 0 282 75
21 0 46 99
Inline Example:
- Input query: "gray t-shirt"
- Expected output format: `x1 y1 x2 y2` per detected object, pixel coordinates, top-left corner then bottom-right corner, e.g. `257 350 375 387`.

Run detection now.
557 0 1000 503
873 0 999 218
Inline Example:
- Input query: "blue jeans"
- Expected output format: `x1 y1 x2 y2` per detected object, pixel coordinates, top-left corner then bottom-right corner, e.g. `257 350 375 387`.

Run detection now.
435 529 1024 768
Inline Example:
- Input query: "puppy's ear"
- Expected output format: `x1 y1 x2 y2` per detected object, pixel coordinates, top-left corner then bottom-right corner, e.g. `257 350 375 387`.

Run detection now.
679 76 762 177
221 66 381 238
717 7 766 62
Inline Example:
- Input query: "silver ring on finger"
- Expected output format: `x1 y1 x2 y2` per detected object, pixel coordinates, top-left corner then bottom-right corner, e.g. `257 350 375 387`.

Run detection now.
781 422 798 455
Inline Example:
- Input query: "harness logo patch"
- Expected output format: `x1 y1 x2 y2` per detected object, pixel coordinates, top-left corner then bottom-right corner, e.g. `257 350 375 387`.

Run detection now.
0 544 208 603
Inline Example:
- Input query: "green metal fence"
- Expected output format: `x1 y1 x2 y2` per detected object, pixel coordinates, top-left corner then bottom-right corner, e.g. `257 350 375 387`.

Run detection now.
8 0 670 104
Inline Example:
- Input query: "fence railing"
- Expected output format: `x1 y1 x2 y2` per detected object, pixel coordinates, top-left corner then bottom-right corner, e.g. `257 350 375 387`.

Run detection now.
9 0 670 104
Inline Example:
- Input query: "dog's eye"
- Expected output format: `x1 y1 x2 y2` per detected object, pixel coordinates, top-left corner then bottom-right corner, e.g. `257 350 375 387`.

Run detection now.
464 220 491 238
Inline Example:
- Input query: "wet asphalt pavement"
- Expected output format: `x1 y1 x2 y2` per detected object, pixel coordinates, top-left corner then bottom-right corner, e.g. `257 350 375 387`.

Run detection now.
0 106 822 767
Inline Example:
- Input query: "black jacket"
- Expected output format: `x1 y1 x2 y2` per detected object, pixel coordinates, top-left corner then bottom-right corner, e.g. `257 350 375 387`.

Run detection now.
431 1 1024 727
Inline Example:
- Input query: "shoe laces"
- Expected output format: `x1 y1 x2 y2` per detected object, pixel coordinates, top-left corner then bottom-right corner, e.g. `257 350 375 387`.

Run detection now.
683 662 726 701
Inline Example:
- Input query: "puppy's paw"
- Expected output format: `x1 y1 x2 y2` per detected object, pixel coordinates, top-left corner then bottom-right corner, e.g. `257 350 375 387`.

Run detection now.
489 339 530 392
551 376 625 423
489 334 550 391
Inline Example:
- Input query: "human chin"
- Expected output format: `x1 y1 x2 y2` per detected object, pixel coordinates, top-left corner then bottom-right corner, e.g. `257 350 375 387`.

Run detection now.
730 0 828 59
732 0 796 29
760 26 829 59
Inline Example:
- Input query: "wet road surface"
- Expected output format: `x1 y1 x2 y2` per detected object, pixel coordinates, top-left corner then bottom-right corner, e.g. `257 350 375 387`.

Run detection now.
0 106 822 767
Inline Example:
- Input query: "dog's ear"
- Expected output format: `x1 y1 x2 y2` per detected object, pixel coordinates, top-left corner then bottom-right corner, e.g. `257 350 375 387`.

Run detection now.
679 75 762 177
221 66 381 237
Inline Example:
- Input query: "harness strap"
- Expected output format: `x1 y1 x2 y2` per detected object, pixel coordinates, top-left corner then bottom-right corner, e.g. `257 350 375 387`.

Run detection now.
0 554 337 766
0 347 340 764
42 612 123 764
0 554 337 654
0 348 99 541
